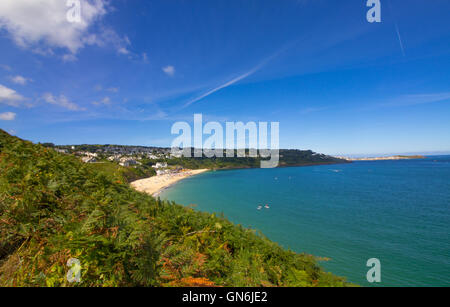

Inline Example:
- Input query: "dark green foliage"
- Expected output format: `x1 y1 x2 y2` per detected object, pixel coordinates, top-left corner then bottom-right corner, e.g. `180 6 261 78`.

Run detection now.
52 144 349 171
88 161 156 184
0 130 352 287
164 150 348 170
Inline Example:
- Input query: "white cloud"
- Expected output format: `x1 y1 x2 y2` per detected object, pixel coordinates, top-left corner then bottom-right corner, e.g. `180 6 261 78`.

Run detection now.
382 92 450 107
0 84 25 106
32 47 55 56
94 85 118 93
62 54 78 62
42 92 84 111
142 52 149 64
118 47 130 55
0 0 129 56
0 64 12 71
92 96 111 106
0 111 16 121
9 75 30 85
92 27 131 55
300 107 328 114
107 87 119 93
162 65 175 77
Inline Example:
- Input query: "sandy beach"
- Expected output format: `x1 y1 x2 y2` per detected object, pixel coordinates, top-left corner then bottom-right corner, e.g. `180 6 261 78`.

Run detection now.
130 169 209 197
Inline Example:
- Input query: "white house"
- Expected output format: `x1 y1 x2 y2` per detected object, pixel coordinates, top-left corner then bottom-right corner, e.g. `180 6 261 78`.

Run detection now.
152 162 168 169
119 157 140 167
81 156 97 163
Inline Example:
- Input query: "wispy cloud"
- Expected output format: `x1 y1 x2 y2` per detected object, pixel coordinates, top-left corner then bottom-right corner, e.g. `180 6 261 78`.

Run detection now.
94 85 119 93
107 87 119 93
9 75 30 85
118 47 130 55
142 52 149 64
0 64 12 71
92 96 111 106
0 111 16 121
62 54 78 62
162 65 175 77
42 93 85 111
381 92 450 107
300 106 329 114
183 49 285 108
0 84 26 106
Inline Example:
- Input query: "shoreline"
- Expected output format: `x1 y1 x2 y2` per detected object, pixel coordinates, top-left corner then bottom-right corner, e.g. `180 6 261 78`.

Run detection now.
337 155 426 161
130 161 348 197
130 169 209 197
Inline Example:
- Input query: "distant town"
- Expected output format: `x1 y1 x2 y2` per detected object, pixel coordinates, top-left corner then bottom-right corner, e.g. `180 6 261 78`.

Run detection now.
40 143 348 180
43 143 180 176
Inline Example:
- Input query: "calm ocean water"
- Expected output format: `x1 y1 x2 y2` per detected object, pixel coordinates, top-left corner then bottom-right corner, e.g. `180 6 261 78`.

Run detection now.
160 156 450 286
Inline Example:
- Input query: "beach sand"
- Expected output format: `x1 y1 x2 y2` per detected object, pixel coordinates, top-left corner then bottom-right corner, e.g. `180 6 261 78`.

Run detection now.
130 169 209 197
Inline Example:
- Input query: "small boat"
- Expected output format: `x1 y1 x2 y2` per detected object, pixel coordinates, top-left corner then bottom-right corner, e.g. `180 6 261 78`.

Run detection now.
264 204 270 209
257 206 262 210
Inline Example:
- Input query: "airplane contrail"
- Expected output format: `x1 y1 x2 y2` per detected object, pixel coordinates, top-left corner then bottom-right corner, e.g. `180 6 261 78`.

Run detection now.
182 46 288 108
183 67 258 108
388 0 406 56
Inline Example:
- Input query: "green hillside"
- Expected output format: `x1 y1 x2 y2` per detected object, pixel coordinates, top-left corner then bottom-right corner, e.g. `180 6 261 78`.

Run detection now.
0 130 350 287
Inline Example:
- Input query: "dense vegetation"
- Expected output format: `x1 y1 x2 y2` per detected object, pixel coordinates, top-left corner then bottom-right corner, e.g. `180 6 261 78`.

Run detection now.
166 149 348 170
88 161 156 183
48 143 348 172
0 130 351 287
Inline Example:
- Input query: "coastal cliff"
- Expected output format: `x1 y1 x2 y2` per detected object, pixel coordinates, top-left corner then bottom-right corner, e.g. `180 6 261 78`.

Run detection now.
0 130 351 287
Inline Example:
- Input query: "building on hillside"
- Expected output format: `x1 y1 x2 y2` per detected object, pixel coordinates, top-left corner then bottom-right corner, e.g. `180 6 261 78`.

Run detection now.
119 157 140 167
156 170 167 176
152 162 168 169
77 152 98 158
147 154 160 159
107 155 122 162
81 156 97 163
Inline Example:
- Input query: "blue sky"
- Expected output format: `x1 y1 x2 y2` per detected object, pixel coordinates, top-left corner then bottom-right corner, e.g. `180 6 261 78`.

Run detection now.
0 0 449 155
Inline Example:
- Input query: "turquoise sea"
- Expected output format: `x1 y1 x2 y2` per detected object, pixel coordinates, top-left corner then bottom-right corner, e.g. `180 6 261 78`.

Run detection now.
160 156 450 286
